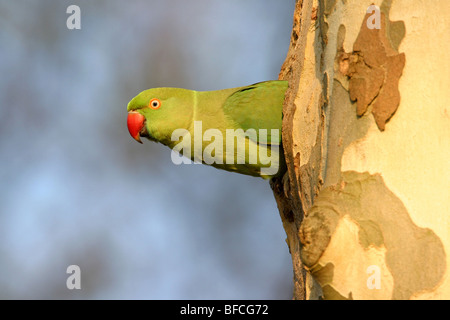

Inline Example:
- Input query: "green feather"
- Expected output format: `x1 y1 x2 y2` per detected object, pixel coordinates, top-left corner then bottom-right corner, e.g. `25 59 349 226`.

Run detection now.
222 81 287 145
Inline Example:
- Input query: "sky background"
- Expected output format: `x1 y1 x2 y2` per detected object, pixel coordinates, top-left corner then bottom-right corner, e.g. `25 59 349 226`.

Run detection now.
0 0 295 299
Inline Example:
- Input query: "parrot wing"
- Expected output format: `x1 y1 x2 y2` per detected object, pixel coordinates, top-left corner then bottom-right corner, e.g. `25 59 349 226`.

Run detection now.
222 81 287 145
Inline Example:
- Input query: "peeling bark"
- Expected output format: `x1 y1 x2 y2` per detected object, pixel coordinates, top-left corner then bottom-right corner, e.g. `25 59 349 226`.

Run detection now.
272 0 449 300
271 0 324 300
344 10 405 131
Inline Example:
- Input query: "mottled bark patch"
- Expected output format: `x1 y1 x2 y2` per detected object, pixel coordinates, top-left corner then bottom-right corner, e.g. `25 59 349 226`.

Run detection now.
300 171 446 299
339 8 405 131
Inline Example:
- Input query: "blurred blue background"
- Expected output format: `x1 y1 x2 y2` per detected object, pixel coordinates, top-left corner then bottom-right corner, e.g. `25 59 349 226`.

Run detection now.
0 0 294 299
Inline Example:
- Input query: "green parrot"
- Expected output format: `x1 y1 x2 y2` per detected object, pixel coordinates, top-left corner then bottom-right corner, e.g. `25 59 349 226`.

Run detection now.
126 80 288 179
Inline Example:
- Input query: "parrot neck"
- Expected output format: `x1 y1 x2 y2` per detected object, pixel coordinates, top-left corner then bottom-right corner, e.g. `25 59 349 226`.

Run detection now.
164 87 237 152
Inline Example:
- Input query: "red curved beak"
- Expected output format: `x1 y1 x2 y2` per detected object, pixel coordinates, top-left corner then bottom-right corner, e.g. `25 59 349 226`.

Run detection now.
127 111 145 144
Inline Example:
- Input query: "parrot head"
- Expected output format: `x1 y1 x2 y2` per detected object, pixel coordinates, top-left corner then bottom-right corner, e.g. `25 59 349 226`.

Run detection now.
127 88 194 145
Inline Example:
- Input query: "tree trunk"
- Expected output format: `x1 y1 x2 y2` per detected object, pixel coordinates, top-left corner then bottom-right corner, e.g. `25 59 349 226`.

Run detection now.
271 0 449 300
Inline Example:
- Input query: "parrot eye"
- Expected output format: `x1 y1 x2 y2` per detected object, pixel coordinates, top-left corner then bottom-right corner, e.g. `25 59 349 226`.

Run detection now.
149 98 161 109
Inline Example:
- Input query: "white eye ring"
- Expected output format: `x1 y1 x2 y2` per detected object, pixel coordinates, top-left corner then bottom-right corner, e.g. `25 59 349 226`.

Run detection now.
149 98 161 109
